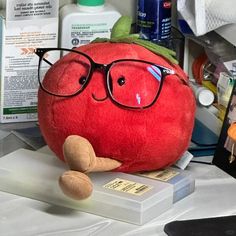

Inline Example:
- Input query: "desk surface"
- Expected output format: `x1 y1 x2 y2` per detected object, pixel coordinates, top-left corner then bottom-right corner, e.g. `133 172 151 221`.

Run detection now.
1 161 236 236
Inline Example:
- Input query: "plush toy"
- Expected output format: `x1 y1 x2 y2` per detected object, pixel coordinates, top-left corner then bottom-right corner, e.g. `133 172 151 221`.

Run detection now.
37 16 196 200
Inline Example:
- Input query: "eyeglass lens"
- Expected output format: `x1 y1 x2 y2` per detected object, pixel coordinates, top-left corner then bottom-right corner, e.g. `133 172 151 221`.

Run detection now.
39 49 91 96
108 61 162 108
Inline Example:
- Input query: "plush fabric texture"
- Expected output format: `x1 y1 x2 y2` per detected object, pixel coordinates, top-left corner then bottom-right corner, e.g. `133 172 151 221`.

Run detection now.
38 42 196 173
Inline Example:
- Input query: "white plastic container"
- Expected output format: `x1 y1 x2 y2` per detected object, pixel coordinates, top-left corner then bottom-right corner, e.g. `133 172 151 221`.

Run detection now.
0 147 196 225
190 82 215 107
59 0 121 48
0 148 173 225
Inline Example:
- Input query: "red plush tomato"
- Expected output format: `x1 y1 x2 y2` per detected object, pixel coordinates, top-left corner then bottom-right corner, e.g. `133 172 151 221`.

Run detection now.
37 42 196 200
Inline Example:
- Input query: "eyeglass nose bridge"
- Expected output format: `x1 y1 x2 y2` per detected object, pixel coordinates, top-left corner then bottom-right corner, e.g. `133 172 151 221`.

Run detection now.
93 63 109 73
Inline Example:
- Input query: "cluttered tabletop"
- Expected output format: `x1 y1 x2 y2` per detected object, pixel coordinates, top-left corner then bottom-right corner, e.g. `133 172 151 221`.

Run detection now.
1 0 236 235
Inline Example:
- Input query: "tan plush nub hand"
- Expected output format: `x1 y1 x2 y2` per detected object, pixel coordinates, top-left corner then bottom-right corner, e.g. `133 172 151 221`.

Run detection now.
59 135 122 200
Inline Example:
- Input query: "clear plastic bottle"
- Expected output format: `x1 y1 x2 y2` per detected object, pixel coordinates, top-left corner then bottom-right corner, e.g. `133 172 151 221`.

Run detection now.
59 0 121 48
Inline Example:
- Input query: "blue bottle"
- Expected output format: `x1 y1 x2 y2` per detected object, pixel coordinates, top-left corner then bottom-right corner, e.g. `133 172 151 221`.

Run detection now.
137 0 172 46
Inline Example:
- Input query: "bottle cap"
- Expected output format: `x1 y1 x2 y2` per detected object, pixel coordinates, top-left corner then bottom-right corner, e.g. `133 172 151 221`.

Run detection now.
197 88 214 106
77 0 104 6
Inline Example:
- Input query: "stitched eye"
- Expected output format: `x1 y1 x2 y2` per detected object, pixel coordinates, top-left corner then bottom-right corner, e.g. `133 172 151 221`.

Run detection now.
117 76 125 86
79 76 87 85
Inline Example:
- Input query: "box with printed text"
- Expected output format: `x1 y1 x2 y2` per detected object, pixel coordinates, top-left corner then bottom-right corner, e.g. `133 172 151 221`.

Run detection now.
0 0 58 123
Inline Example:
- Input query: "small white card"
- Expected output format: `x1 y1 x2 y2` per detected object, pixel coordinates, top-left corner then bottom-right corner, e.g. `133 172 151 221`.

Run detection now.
174 151 193 170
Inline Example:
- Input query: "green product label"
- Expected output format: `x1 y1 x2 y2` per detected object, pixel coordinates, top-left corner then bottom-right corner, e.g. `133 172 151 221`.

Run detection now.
3 106 37 115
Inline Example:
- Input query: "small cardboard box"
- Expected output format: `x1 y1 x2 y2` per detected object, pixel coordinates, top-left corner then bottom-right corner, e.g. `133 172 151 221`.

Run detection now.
0 0 59 123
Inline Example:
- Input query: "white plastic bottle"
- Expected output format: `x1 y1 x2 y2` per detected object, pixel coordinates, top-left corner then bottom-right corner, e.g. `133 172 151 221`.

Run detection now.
59 0 121 48
190 82 215 107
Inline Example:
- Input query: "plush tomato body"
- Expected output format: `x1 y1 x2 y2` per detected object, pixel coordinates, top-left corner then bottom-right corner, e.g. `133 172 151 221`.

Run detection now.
38 42 195 173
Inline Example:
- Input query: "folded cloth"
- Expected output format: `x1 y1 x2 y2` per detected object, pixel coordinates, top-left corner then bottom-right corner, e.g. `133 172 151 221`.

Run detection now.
177 0 236 36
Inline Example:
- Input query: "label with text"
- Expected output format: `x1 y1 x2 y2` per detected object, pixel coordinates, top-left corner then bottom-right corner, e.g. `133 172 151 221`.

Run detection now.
103 178 153 196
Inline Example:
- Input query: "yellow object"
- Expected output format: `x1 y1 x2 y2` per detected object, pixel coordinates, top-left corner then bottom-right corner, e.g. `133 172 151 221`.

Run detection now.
217 104 227 121
202 80 217 95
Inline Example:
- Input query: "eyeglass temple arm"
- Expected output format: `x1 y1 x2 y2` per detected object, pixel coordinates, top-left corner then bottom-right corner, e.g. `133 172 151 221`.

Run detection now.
35 49 53 66
161 65 189 86
162 68 189 86
42 58 53 66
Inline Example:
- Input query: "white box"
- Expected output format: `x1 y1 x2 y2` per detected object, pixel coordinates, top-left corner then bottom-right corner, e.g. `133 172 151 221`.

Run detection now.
0 148 174 225
0 0 59 123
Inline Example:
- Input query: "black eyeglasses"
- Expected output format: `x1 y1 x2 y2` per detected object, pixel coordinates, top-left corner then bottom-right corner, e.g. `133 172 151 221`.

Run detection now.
35 48 176 109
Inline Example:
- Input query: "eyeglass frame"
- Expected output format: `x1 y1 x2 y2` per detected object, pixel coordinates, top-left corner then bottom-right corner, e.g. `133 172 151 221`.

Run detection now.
35 47 178 110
